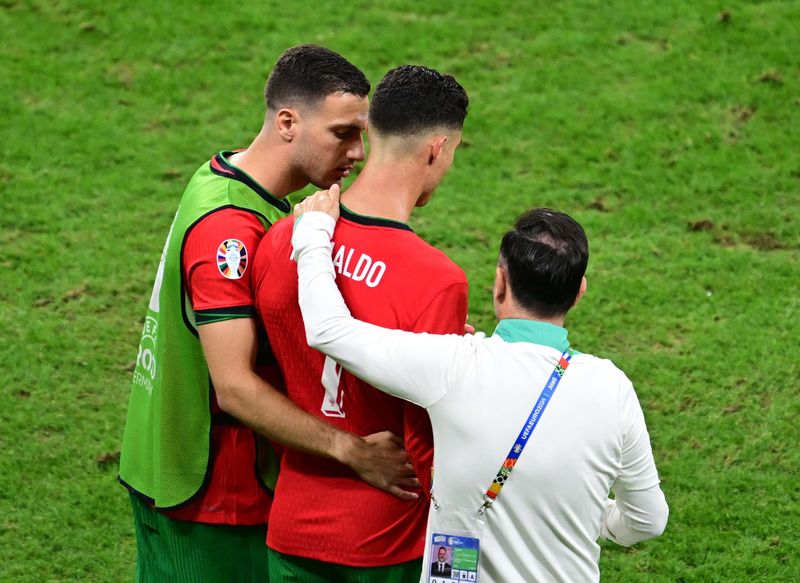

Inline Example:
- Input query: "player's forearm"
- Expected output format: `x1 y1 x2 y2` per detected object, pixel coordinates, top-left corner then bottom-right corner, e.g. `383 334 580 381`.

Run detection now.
601 485 669 546
216 372 419 499
198 318 353 461
215 373 360 463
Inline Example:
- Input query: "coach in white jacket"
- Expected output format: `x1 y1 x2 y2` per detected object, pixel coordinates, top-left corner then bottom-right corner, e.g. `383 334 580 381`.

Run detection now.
291 186 668 583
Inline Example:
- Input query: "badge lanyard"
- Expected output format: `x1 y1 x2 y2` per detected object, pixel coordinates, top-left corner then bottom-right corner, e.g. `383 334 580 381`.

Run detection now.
427 348 575 583
477 347 575 514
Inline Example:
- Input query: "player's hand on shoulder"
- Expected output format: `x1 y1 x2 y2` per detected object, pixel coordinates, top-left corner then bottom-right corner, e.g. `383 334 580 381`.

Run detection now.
294 183 341 221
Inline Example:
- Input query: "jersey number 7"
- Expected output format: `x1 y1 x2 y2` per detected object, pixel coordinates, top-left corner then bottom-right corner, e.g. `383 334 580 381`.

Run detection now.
320 355 345 418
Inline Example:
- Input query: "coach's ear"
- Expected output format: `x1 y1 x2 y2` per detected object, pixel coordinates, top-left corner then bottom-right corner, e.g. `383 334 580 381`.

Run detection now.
493 265 509 314
427 135 448 165
572 277 587 308
275 107 299 142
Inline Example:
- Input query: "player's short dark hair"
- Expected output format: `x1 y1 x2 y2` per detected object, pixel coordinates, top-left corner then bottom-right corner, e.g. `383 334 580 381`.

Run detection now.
499 208 589 318
369 65 469 135
264 45 370 111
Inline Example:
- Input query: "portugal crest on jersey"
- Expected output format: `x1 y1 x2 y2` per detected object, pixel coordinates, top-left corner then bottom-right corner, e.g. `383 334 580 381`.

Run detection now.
217 239 248 279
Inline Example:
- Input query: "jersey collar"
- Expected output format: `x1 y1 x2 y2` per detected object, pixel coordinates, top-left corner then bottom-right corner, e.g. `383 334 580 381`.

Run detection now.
493 319 569 352
339 204 414 232
209 150 290 213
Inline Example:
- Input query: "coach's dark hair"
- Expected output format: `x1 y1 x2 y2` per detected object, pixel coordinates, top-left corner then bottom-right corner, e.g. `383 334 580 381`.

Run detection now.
265 45 370 111
499 208 589 318
369 65 468 135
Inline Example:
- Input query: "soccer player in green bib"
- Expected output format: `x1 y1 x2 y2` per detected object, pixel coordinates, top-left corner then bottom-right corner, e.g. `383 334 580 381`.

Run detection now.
119 45 418 583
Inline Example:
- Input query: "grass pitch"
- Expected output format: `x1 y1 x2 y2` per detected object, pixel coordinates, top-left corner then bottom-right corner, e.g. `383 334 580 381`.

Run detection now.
1 0 798 580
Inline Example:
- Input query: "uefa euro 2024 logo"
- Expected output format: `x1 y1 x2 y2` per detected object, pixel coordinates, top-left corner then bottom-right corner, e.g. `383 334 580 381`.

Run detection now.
217 239 248 280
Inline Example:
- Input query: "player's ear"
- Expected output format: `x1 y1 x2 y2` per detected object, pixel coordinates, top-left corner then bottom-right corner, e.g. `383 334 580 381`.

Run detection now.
428 135 448 165
275 107 299 142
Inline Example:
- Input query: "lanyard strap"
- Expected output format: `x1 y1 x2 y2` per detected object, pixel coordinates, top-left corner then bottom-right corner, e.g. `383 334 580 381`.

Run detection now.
479 348 575 513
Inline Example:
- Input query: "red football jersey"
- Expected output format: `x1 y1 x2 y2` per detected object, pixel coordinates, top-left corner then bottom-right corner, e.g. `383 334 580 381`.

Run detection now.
166 207 275 525
252 206 468 566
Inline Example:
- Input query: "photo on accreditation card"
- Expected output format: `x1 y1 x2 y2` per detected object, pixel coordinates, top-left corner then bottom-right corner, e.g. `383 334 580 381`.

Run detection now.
429 534 479 582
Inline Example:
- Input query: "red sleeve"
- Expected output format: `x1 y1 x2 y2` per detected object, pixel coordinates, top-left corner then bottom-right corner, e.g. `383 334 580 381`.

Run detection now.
182 208 266 324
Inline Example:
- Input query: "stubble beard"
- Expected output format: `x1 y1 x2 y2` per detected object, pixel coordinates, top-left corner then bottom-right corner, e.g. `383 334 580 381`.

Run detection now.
294 140 336 190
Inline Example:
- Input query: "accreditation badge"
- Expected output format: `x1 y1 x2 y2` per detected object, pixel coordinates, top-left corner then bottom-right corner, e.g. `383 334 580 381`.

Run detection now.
427 503 484 582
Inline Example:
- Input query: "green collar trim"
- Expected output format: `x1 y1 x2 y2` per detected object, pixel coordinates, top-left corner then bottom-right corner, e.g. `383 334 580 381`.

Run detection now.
493 319 570 352
339 203 414 232
212 151 290 213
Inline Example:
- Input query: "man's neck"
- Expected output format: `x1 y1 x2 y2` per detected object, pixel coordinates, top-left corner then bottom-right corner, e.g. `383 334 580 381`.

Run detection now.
228 130 306 198
496 305 566 327
340 158 424 223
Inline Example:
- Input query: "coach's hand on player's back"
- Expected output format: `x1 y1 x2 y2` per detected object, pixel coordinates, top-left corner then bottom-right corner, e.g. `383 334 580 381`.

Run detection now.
295 183 341 221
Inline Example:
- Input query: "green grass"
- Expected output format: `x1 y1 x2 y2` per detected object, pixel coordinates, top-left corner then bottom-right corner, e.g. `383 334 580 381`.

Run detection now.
1 0 798 580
